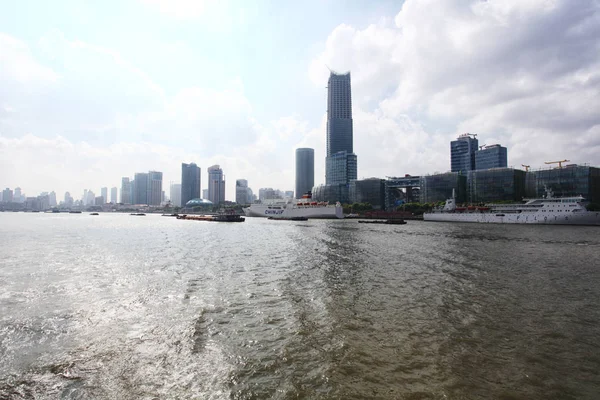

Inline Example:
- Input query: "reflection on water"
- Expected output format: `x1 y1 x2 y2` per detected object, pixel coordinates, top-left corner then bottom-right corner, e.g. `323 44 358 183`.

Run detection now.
1 213 599 399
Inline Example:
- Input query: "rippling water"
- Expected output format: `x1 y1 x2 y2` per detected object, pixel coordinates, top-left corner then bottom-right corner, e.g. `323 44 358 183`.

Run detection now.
1 213 599 399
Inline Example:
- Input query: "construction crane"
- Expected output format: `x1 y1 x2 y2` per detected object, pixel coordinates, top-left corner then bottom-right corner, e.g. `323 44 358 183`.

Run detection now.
521 164 530 171
545 160 570 168
479 144 487 150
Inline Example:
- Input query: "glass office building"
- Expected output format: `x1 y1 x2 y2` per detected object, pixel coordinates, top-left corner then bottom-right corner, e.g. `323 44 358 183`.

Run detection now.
295 148 314 198
420 173 467 203
349 178 385 209
475 145 507 170
326 151 357 185
527 165 600 202
450 134 478 173
467 168 526 203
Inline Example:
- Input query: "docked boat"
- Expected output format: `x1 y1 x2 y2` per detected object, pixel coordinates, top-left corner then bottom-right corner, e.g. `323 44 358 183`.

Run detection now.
177 209 244 222
243 195 343 219
424 189 600 225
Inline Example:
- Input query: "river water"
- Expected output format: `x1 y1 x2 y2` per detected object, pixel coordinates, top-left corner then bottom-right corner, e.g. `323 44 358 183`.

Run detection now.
0 213 599 399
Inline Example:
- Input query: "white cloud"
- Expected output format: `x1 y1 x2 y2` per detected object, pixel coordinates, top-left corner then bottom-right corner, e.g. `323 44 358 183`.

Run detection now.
309 0 600 176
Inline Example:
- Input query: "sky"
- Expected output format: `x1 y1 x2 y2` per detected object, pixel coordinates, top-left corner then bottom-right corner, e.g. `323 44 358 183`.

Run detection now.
1 0 599 201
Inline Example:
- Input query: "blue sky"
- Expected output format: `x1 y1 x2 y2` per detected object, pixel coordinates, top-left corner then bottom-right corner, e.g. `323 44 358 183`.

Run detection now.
1 0 599 201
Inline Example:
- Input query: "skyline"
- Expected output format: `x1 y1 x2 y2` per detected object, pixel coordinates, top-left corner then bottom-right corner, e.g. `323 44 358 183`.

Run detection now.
1 0 599 200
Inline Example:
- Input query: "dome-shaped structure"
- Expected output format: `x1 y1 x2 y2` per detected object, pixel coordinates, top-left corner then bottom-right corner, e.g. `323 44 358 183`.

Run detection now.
185 198 213 207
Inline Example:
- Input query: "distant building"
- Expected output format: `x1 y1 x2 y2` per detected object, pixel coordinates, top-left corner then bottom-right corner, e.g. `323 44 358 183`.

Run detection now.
451 134 479 173
95 196 104 206
110 187 118 203
64 192 73 207
121 177 132 204
13 187 23 203
284 191 294 199
181 163 201 207
170 183 181 207
147 171 163 206
236 179 250 205
207 165 225 205
476 144 507 170
295 148 314 198
101 187 108 204
2 188 13 203
48 191 57 207
259 188 282 201
133 172 148 204
202 189 208 200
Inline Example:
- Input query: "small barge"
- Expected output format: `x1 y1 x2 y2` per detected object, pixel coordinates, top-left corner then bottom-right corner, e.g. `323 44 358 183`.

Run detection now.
358 219 407 225
177 210 245 223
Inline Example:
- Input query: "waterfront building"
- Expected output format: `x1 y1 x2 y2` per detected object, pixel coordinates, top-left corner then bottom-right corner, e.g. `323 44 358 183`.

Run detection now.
133 173 148 204
64 192 73 207
451 134 479 173
236 179 250 205
95 196 104 206
48 191 57 207
170 183 181 207
527 165 600 202
349 178 385 209
258 188 282 201
326 151 357 185
207 165 225 205
147 171 163 206
420 173 468 203
467 168 527 203
121 177 132 204
476 144 508 170
14 187 23 203
101 187 108 204
181 163 201 207
2 188 13 203
295 148 314 198
184 198 213 211
110 187 117 204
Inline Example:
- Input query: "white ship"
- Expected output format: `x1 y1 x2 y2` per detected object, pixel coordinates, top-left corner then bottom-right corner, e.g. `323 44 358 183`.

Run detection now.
243 197 343 219
424 189 600 225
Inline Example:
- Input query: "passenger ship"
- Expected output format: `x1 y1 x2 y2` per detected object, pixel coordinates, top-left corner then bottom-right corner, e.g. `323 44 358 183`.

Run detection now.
424 189 600 225
243 195 343 219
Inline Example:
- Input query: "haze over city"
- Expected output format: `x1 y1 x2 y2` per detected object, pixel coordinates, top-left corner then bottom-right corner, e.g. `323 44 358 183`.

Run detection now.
1 0 599 200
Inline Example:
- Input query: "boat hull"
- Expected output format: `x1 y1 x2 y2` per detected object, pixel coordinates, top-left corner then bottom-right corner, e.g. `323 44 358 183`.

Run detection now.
424 211 600 225
243 204 343 219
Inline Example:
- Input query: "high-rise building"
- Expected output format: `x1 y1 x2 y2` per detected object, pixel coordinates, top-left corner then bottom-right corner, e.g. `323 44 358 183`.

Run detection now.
14 187 22 203
451 134 479 173
147 171 163 206
320 71 358 202
64 192 73 207
133 172 148 204
202 189 208 200
181 163 201 207
170 183 182 207
121 177 132 204
101 187 108 204
475 144 508 170
295 148 314 198
235 179 249 205
2 188 13 203
110 187 118 203
48 191 57 207
208 165 225 205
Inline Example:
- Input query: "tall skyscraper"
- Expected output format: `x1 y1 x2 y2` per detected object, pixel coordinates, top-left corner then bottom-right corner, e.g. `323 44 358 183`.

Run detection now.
325 71 357 187
475 144 508 170
110 187 118 203
64 192 73 207
2 188 13 203
48 191 57 207
181 163 201 206
101 187 108 204
121 178 132 204
451 134 479 173
147 171 163 206
235 179 249 204
202 189 208 200
208 165 225 205
133 172 148 204
295 148 315 198
14 187 22 203
170 183 182 207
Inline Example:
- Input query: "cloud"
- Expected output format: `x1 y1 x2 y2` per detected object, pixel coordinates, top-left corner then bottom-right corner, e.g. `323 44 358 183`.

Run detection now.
308 0 600 176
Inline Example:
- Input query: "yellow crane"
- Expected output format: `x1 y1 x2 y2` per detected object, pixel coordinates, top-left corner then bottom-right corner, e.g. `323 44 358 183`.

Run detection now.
544 160 570 168
521 164 530 171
